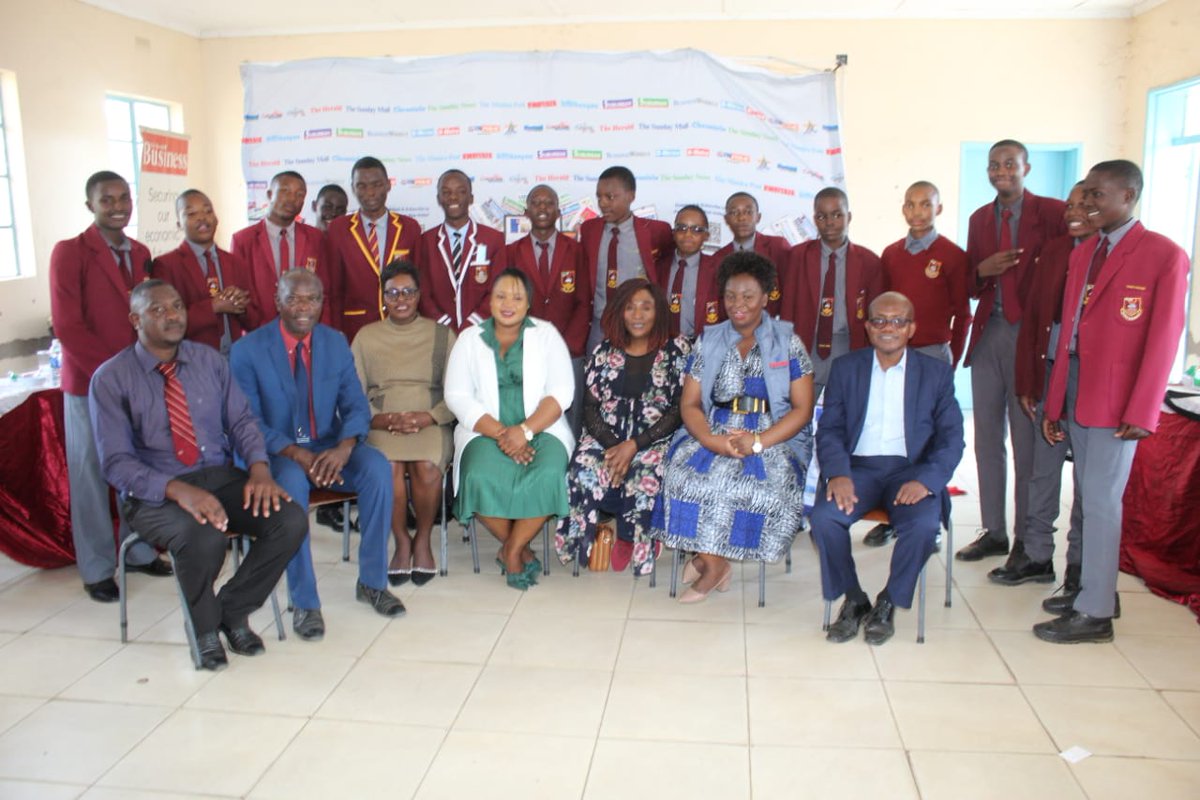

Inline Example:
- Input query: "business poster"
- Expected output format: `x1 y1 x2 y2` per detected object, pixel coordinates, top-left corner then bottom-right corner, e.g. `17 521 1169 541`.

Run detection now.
137 127 190 257
240 49 843 248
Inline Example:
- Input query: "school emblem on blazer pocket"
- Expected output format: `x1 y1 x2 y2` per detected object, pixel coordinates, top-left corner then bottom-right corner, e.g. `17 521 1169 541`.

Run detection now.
820 298 834 317
207 277 221 297
925 259 942 279
474 264 488 284
705 301 718 324
1120 296 1143 321
304 257 318 272
560 270 576 293
856 292 866 320
769 287 781 301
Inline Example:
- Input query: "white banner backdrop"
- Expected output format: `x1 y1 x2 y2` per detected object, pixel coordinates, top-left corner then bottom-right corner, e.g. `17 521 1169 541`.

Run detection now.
240 49 843 249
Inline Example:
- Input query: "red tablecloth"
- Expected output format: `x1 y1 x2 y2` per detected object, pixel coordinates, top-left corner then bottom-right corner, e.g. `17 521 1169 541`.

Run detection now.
0 389 75 567
1121 412 1200 623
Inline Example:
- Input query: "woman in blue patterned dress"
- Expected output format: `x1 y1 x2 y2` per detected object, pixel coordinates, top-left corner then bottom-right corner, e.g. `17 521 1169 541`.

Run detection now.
652 251 815 603
557 278 689 576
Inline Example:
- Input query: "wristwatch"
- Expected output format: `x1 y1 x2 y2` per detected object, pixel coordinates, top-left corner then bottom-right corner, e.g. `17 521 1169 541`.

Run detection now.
520 423 534 442
751 433 763 454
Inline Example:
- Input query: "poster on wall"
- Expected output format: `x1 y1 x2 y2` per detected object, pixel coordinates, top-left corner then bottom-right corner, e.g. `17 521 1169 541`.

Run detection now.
136 127 190 257
240 49 842 248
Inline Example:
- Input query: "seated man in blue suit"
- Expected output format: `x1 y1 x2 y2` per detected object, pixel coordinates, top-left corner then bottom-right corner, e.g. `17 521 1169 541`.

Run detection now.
811 291 964 645
231 269 404 641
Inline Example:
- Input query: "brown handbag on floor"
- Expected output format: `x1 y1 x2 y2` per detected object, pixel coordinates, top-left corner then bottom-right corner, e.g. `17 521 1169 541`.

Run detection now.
588 521 614 572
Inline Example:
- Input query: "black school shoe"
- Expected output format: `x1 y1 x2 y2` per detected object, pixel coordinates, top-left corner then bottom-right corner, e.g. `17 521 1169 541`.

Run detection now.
988 551 1056 586
1033 611 1114 644
826 597 872 643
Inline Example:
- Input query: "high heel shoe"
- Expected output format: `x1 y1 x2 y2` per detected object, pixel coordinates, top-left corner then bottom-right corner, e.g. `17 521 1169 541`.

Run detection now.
678 563 732 604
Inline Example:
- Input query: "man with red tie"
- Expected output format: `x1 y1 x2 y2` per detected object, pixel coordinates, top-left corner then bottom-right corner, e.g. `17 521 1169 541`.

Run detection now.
656 205 720 339
1034 160 1187 643
712 192 791 316
506 184 589 431
50 171 172 602
955 140 1066 563
416 169 507 333
231 171 325 326
324 157 421 342
153 190 257 354
781 187 884 397
580 166 675 353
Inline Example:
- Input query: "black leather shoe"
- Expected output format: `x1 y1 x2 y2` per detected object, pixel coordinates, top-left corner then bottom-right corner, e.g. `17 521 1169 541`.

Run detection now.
1033 610 1114 643
1063 563 1081 593
988 552 1056 586
126 557 174 577
1043 591 1121 619
356 581 407 617
196 631 228 671
826 597 871 643
219 622 266 656
292 608 325 641
316 504 343 529
84 578 120 603
955 530 1009 561
862 524 896 548
864 594 897 645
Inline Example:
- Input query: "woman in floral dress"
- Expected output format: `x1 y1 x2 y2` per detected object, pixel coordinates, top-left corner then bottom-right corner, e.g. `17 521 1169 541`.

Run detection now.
557 278 689 575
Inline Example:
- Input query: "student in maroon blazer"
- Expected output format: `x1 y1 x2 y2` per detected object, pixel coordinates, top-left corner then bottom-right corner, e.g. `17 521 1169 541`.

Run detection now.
153 190 257 353
712 192 792 316
956 140 1067 565
580 166 675 352
416 169 506 333
324 157 421 342
50 171 169 601
781 187 883 392
231 171 325 327
655 205 722 339
507 183 590 434
1036 160 1188 644
310 184 348 233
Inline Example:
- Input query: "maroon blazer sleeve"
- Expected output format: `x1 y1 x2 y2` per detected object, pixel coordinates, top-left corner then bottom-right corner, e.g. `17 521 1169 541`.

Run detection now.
50 237 118 379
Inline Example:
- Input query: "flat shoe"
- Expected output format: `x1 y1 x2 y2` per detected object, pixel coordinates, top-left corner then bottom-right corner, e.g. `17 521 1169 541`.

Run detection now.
356 581 407 617
84 578 120 603
411 567 436 587
126 557 174 577
388 569 411 587
681 557 701 584
218 622 265 656
292 608 325 641
195 631 228 671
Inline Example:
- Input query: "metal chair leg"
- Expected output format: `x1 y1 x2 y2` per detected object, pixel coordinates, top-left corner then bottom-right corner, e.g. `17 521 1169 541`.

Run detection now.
169 552 203 670
469 518 480 574
439 469 449 577
117 534 140 644
917 563 928 644
542 520 551 576
238 535 285 641
758 561 767 608
785 546 793 574
822 599 832 631
669 548 680 598
648 543 657 589
944 520 954 608
341 500 351 562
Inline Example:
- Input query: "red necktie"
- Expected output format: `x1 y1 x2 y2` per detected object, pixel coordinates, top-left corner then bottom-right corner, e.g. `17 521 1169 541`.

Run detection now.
815 253 836 358
157 361 200 466
203 249 220 298
366 221 379 268
670 258 687 336
606 226 619 296
279 228 290 274
536 240 550 281
998 208 1020 323
111 247 134 290
1083 236 1109 306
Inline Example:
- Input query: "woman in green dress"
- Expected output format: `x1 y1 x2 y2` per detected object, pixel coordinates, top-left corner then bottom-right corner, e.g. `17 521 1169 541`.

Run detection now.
444 268 575 590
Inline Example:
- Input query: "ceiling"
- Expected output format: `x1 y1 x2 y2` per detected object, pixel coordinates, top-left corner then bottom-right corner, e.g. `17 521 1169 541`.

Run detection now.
80 0 1166 39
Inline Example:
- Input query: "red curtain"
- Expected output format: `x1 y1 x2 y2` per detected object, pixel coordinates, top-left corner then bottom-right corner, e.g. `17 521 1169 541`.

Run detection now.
1121 412 1200 623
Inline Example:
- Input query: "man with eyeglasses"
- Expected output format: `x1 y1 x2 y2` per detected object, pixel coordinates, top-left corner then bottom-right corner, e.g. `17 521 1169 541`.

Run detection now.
230 269 406 642
712 192 791 317
810 291 964 645
657 205 721 339
506 184 589 434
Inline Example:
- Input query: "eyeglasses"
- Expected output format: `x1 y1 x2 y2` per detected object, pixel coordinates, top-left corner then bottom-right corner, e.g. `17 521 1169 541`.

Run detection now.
673 224 709 234
866 317 912 329
383 287 419 300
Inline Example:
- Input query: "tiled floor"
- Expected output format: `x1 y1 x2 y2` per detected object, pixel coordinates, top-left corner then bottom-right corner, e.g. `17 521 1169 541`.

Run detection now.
1 423 1198 799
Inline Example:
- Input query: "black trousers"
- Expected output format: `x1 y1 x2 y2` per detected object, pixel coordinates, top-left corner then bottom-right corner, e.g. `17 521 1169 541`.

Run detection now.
124 465 307 634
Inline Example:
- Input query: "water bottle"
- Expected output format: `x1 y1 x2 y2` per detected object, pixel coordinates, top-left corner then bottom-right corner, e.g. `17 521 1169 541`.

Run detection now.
48 339 62 383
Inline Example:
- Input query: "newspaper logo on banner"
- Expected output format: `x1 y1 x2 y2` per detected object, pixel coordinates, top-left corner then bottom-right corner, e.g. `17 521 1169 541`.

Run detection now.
141 130 189 176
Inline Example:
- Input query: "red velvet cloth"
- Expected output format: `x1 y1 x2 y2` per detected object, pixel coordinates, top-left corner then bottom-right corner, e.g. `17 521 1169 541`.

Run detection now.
0 389 75 567
1121 412 1200 623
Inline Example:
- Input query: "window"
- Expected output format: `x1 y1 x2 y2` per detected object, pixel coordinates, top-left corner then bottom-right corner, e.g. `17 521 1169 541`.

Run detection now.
104 94 182 239
0 71 32 280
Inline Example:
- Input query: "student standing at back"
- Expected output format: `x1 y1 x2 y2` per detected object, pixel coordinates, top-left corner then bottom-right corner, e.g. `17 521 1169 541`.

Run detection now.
955 140 1066 563
711 192 791 316
579 166 674 352
781 187 883 398
656 205 721 340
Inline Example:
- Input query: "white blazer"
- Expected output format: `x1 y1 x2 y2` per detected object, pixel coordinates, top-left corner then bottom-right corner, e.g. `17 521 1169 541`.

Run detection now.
444 317 576 491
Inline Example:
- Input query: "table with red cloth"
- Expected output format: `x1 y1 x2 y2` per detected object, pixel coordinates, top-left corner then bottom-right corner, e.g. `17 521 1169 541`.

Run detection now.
0 388 75 567
1121 410 1200 623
